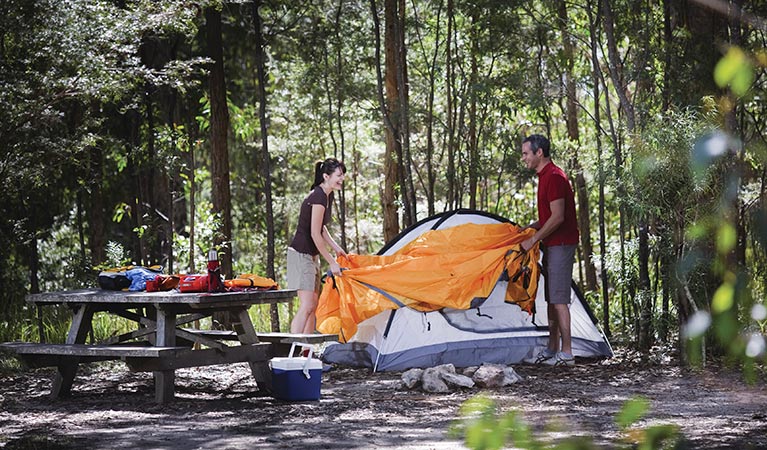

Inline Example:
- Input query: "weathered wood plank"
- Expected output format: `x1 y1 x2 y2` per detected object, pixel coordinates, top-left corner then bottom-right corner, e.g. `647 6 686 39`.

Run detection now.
180 329 338 344
174 328 226 350
154 307 177 403
124 343 273 372
0 342 186 357
257 332 339 344
14 354 116 369
27 288 296 306
53 304 94 399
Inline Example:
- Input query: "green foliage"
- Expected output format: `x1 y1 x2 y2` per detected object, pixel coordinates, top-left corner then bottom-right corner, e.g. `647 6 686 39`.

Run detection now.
714 47 755 98
173 200 223 274
680 47 767 374
451 395 679 450
615 396 649 429
0 0 214 333
93 241 131 271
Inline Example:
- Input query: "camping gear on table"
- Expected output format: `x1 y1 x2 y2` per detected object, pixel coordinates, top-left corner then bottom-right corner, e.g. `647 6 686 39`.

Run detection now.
207 248 224 293
180 272 278 293
98 265 163 291
146 275 180 292
178 273 209 293
224 274 279 290
269 343 323 401
318 209 613 371
98 270 131 291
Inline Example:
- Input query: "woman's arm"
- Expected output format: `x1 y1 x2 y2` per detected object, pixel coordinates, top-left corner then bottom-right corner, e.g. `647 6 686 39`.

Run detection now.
310 204 342 275
322 226 346 257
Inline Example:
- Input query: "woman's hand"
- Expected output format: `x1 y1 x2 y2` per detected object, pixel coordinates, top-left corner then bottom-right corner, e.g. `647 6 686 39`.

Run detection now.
329 260 343 276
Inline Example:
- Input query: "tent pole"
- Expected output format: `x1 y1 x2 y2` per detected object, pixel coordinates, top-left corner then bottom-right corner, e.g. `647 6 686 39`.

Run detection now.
373 309 398 372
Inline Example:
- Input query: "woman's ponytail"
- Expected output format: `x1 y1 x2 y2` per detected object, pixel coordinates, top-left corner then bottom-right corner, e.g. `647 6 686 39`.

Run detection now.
311 160 324 189
310 158 346 189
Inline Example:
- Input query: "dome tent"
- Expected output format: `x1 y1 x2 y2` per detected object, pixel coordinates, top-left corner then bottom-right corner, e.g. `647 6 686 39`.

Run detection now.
319 209 613 371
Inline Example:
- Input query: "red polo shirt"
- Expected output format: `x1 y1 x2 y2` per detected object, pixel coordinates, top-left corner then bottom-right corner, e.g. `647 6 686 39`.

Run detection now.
537 162 579 246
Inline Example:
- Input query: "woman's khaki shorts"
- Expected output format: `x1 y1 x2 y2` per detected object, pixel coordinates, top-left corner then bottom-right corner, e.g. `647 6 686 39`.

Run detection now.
287 247 321 293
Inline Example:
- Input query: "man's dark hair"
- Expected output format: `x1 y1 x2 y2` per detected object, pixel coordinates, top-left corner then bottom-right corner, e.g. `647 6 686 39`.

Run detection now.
523 134 550 158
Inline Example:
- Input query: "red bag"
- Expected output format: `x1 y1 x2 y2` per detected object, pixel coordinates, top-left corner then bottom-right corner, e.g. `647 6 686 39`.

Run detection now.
178 274 209 293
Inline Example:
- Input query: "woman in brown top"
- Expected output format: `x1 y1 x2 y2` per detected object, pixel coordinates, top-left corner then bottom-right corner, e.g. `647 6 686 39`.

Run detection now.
287 158 347 334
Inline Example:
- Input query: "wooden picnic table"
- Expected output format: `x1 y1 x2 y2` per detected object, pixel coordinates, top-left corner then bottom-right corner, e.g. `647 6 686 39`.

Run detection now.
2 288 297 403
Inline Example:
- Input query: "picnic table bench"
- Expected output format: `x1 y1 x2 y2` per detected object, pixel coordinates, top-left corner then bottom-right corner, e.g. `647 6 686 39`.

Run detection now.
180 329 338 355
0 288 318 403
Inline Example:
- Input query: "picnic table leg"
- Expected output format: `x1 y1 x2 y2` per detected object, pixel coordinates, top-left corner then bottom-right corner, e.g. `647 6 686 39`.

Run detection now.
154 306 176 403
232 309 273 392
51 304 94 399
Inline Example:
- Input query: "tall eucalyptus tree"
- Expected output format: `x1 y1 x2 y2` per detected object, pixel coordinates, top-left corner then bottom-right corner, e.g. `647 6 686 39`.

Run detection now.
206 6 234 281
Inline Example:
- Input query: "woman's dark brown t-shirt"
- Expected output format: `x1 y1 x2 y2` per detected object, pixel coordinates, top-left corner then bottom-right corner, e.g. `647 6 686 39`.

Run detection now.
289 186 333 256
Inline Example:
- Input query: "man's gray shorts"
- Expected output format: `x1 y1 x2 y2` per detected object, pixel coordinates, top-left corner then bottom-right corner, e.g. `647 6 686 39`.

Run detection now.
542 244 576 305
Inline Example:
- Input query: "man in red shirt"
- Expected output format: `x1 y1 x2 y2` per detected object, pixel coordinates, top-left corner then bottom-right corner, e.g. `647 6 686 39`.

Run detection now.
520 134 579 367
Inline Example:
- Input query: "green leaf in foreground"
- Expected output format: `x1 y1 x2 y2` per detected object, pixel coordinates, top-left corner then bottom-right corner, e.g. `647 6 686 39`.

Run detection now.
615 396 649 429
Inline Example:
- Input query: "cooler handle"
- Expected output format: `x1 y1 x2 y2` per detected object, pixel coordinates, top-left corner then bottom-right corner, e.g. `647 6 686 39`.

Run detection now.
288 342 315 379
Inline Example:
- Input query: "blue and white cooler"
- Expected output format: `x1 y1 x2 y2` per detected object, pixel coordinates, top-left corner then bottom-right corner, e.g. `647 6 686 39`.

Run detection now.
269 343 323 401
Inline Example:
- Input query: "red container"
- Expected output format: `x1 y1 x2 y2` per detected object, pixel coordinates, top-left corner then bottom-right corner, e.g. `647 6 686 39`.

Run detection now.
145 278 159 292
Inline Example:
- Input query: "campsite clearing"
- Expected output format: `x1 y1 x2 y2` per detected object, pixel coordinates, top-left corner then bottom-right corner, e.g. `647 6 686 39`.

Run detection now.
1 348 765 449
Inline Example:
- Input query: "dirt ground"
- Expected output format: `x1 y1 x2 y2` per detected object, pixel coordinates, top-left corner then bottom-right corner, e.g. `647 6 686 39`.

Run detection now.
1 348 766 450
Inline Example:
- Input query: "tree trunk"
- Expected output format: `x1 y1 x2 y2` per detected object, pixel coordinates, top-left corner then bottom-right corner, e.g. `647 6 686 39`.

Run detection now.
206 7 233 279
557 0 597 293
599 1 628 330
662 0 672 112
206 7 233 330
252 1 280 331
87 147 106 267
638 219 653 351
393 0 415 227
729 0 745 325
602 0 635 132
587 0 610 338
467 12 479 210
334 1 348 250
445 0 456 210
188 139 196 273
323 0 348 249
659 235 671 343
372 0 400 241
411 0 440 216
124 110 146 266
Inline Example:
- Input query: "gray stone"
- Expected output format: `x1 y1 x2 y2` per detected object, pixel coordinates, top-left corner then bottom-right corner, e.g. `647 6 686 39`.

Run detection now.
462 366 479 377
401 368 424 389
440 370 475 389
433 363 456 374
502 366 523 385
421 367 450 393
472 363 506 388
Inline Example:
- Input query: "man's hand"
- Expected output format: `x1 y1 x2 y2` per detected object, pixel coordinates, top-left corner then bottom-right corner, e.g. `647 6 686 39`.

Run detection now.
521 236 537 252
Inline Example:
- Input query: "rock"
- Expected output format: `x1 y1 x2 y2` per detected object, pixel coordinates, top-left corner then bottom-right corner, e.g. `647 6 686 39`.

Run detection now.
462 366 479 377
433 363 456 374
421 367 450 393
472 363 506 388
401 368 424 389
502 366 523 385
440 371 475 389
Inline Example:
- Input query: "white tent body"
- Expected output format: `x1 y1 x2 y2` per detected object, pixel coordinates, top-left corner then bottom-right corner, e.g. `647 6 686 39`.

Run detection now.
322 209 613 371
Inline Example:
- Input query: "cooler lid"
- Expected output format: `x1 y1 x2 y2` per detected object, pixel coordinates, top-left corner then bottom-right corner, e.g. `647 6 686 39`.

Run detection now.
270 356 323 371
